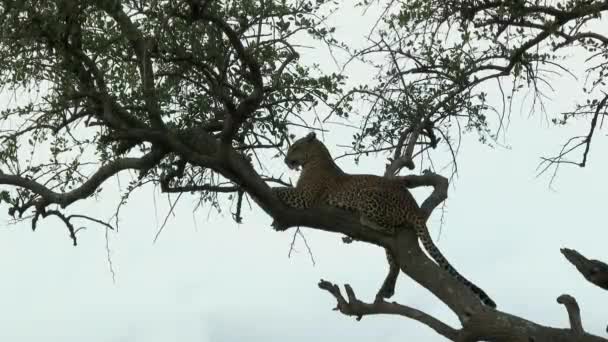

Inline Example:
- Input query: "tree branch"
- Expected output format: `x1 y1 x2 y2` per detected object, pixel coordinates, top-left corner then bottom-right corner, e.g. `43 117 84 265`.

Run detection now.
35 209 79 246
580 94 608 167
561 248 608 291
557 294 584 335
189 5 264 143
162 183 239 193
398 171 449 219
96 0 165 128
313 231 608 341
385 125 416 175
0 149 166 214
318 279 459 340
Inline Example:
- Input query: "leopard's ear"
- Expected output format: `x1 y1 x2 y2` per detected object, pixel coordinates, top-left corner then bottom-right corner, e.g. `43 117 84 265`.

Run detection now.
305 131 316 141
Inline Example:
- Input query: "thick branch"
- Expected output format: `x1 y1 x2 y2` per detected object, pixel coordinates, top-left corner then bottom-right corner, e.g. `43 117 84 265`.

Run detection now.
318 279 459 340
260 202 608 341
561 248 608 291
392 231 607 341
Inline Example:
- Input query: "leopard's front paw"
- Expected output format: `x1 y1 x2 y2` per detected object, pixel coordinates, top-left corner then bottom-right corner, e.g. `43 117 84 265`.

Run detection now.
376 282 396 301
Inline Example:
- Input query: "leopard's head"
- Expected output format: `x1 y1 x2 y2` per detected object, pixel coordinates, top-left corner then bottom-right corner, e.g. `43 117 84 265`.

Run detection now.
284 132 330 169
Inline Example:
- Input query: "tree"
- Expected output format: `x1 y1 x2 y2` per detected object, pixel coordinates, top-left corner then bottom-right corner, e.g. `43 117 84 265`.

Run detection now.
0 0 606 341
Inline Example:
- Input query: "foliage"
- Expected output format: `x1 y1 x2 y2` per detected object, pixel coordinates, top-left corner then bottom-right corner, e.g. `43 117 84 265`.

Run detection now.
337 0 608 175
0 0 607 340
0 0 344 231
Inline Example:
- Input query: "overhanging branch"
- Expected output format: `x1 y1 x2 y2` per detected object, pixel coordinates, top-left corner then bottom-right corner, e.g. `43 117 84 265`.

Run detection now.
0 149 166 214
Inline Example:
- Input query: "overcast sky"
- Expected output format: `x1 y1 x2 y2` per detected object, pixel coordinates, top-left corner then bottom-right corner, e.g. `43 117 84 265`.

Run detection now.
0 3 607 342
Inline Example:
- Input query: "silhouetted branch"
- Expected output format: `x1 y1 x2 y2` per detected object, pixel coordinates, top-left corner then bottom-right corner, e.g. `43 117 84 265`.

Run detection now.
34 209 78 246
580 94 608 167
30 209 111 246
318 279 459 340
189 9 264 143
1 149 166 215
96 0 165 128
561 248 608 291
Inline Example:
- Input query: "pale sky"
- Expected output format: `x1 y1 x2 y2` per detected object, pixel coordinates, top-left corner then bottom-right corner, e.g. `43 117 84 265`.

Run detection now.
0 3 607 342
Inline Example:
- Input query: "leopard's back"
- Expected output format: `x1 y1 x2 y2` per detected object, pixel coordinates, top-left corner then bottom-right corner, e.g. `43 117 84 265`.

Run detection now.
323 174 421 232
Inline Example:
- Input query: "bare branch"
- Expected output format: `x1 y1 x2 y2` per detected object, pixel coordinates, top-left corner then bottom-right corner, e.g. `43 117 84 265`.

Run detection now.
561 248 608 291
318 279 459 340
580 94 608 167
398 171 449 219
68 214 116 231
36 209 79 246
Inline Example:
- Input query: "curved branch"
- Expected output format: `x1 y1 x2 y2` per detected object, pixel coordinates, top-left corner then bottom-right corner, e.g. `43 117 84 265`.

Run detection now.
36 209 78 246
557 294 584 335
0 149 166 212
398 171 449 219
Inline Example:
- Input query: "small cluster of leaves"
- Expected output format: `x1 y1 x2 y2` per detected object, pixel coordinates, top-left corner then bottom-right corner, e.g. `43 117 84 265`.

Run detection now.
337 0 607 171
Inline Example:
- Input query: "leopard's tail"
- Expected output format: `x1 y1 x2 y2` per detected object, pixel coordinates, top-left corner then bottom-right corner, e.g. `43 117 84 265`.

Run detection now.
414 220 497 308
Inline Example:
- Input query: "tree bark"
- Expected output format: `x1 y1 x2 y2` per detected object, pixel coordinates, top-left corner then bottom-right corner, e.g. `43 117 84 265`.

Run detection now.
562 248 608 291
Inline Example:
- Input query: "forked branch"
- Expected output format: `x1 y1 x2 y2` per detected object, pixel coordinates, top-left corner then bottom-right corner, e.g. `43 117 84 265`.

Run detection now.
318 279 459 341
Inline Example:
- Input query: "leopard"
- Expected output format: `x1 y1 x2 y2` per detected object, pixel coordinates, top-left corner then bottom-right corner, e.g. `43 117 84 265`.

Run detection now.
272 132 496 308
